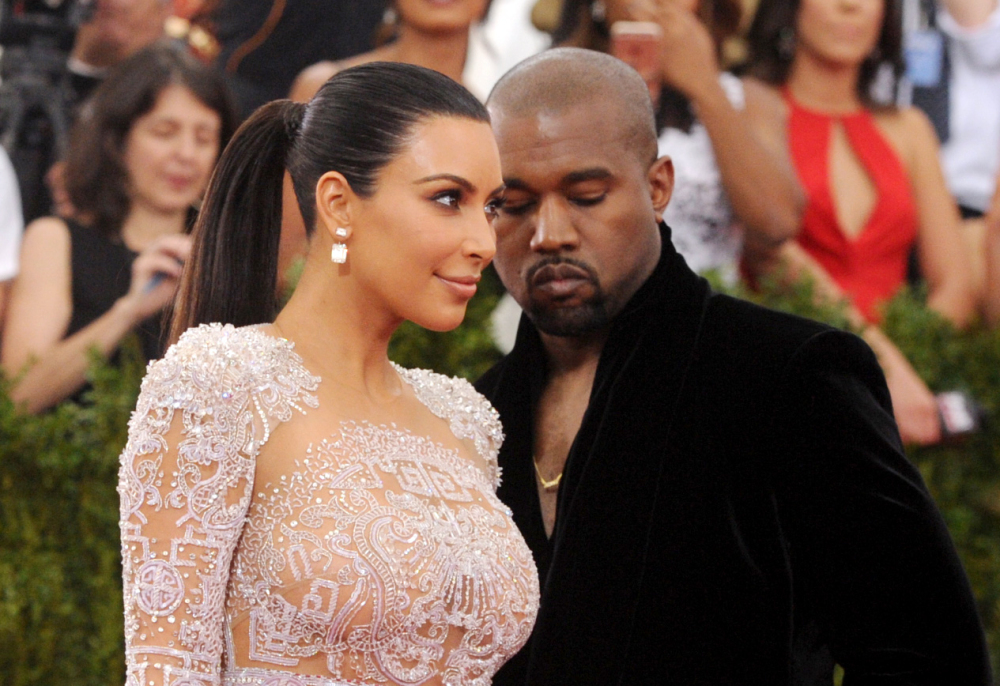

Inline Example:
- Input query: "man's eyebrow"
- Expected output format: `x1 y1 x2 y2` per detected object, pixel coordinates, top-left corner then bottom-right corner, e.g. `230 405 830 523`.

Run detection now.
413 173 475 192
563 168 613 184
502 177 532 191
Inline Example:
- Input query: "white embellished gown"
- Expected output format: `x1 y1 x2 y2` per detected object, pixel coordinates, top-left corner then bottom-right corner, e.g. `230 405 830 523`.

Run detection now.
117 324 540 686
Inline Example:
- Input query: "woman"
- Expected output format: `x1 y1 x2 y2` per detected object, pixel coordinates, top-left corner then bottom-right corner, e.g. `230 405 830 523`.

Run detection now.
289 0 490 102
551 0 803 280
746 0 978 443
1 44 238 413
118 63 539 686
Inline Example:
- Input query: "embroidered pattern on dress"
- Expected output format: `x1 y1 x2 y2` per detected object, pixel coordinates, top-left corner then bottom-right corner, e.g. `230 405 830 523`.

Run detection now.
225 422 537 685
119 324 320 686
119 324 538 686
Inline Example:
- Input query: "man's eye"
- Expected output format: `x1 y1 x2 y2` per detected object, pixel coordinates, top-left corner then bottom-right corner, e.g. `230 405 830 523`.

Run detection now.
571 194 606 207
499 199 534 216
432 190 462 209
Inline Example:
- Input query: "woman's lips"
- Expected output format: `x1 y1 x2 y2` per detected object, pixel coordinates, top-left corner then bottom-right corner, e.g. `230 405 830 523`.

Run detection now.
166 174 196 191
436 273 480 300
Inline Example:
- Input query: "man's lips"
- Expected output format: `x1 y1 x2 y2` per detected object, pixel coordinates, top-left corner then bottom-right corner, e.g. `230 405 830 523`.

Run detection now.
529 263 593 298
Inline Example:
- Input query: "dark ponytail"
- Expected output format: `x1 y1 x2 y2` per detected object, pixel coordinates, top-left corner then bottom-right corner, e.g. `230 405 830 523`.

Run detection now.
170 99 304 343
170 62 488 343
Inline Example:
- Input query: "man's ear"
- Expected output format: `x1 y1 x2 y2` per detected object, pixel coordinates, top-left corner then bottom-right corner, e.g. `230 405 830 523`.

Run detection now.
648 155 674 223
314 171 355 242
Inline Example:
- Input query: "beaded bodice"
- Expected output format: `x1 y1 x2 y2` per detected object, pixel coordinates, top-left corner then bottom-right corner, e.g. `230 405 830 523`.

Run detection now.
118 324 539 686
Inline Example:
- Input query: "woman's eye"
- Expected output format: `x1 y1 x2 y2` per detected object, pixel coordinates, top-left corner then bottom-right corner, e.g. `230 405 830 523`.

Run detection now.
485 197 505 218
432 190 462 209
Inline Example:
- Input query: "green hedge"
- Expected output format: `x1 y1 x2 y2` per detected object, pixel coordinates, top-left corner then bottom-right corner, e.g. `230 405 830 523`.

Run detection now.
1 272 997 684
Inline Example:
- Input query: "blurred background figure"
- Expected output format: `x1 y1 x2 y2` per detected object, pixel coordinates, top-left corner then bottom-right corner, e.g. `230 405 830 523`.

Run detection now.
548 0 803 282
1 0 175 224
211 0 387 117
290 0 489 102
746 0 978 444
0 44 238 414
0 148 23 334
907 0 1000 299
290 0 548 103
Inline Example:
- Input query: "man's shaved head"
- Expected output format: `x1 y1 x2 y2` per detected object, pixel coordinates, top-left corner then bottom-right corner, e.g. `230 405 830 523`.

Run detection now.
487 48 658 164
485 47 673 339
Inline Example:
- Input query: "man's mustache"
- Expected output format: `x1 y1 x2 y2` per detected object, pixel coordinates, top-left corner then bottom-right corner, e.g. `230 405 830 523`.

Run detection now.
526 256 599 288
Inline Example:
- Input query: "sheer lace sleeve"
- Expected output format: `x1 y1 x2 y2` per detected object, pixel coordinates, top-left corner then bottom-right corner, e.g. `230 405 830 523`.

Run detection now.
117 324 318 686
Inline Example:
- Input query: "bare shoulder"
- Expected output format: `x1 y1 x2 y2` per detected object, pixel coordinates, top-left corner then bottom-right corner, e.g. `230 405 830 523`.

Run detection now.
872 106 941 169
290 61 340 102
289 47 397 102
22 215 69 247
19 216 70 270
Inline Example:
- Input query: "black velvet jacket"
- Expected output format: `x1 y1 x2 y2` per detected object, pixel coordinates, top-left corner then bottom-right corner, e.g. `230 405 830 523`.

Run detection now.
476 226 990 685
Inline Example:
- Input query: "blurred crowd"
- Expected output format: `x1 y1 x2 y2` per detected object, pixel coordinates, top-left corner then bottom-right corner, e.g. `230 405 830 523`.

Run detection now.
0 0 997 444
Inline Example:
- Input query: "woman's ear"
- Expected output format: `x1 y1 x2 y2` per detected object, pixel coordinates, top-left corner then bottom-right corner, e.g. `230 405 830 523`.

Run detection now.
314 171 355 242
648 155 675 223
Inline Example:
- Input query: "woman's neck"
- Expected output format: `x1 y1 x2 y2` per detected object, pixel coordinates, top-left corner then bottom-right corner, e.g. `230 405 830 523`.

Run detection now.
273 246 403 404
388 23 470 84
120 203 188 252
786 51 864 114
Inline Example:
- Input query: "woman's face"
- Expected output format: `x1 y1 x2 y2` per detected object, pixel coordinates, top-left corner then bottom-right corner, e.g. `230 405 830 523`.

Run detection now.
795 0 884 68
346 116 502 332
395 0 489 33
122 83 222 215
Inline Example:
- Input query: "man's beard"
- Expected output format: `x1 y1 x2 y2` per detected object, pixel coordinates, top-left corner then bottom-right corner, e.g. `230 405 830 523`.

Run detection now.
523 257 611 337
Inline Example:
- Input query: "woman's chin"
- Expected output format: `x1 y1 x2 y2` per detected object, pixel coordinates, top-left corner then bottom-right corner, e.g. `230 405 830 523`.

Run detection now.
411 306 469 333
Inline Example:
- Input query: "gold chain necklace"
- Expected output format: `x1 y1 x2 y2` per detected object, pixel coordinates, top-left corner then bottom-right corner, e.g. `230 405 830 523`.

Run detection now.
533 458 562 491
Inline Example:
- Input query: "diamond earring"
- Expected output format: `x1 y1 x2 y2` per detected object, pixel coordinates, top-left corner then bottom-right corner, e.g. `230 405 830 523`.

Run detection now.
331 243 348 264
335 227 349 239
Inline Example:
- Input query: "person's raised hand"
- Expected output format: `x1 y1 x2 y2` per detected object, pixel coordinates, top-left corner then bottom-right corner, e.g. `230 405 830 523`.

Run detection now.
630 0 720 99
880 346 942 446
122 233 193 324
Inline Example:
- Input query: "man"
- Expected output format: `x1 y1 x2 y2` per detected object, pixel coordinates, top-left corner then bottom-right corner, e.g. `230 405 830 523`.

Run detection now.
476 48 991 685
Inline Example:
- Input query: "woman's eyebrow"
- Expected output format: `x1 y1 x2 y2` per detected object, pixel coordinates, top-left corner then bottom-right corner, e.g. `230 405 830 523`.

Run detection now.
413 174 475 192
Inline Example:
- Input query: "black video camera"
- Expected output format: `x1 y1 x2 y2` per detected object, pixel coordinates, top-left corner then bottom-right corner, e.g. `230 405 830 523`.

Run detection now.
0 0 96 52
0 0 96 221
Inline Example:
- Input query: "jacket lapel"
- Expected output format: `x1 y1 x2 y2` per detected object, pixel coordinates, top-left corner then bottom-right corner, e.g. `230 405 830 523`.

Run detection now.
526 231 712 684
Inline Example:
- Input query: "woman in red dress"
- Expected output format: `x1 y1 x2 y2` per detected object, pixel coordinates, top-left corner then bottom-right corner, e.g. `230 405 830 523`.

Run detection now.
746 0 977 445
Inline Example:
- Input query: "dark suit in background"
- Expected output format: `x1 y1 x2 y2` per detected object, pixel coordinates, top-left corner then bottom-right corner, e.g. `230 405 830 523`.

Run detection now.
211 0 387 118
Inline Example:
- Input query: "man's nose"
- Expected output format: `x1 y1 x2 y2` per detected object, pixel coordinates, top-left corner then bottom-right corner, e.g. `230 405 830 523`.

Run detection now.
530 196 579 253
